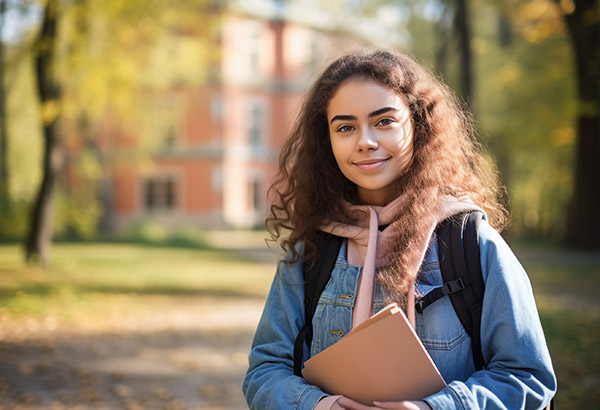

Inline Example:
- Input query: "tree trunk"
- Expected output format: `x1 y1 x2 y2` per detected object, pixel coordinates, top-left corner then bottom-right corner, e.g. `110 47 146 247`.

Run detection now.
434 0 474 112
434 3 452 76
454 0 474 110
560 0 600 249
0 0 8 192
25 0 62 264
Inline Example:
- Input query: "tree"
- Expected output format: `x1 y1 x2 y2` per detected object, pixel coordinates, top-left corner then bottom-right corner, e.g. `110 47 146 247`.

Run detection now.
556 0 600 249
20 0 218 261
0 0 7 192
433 0 475 110
454 0 475 109
470 0 577 239
372 1 583 241
25 0 61 264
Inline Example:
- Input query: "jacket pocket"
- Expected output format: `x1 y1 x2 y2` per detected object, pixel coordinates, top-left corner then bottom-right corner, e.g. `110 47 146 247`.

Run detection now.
416 296 469 351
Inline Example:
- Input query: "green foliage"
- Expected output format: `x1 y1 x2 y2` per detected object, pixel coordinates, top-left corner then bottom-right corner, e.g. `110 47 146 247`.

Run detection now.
126 219 169 243
5 45 43 203
53 183 102 240
474 1 575 239
2 0 218 248
121 219 209 249
406 0 576 240
0 193 29 239
57 0 218 123
53 152 104 240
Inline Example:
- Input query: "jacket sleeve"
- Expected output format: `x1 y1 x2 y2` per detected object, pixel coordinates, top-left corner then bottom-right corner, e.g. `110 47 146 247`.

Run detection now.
242 250 329 410
424 221 557 410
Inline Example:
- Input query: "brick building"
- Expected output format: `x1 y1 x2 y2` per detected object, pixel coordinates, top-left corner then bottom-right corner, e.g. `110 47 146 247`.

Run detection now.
97 1 401 231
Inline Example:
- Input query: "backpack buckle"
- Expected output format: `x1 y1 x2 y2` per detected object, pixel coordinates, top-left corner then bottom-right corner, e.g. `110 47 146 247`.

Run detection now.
415 298 426 314
442 278 465 295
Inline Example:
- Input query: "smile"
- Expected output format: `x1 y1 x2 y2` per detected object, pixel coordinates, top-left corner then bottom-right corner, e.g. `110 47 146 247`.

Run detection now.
353 158 390 171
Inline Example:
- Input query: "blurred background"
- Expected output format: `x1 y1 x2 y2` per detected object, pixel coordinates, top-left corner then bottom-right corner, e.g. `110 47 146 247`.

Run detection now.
0 0 598 409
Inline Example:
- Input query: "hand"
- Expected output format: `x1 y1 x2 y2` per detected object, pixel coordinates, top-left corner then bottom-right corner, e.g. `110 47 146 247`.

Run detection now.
331 397 431 410
331 397 380 409
373 401 432 410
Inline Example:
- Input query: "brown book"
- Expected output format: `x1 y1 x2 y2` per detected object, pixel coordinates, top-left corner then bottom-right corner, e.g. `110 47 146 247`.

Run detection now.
302 303 446 405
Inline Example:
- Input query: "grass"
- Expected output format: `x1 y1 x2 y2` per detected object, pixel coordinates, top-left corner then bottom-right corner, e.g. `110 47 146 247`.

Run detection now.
511 245 600 409
0 241 599 408
0 243 274 325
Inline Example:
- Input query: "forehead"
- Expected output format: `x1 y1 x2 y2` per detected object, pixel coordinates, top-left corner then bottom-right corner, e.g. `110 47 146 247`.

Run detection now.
327 78 404 117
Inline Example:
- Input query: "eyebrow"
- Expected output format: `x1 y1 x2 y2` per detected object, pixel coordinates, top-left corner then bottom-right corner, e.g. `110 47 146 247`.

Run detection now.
329 107 399 124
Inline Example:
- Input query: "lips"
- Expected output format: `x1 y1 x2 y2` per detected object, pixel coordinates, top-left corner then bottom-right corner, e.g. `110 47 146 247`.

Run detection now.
353 158 390 171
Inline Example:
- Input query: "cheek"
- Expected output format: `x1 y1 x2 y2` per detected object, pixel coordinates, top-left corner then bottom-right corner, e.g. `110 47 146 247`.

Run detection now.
401 145 414 170
399 126 414 158
399 138 414 166
330 142 355 181
400 134 414 156
329 139 346 167
389 132 414 171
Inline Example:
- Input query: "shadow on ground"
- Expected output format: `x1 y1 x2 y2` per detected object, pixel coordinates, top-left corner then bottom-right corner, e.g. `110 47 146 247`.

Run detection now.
0 297 265 410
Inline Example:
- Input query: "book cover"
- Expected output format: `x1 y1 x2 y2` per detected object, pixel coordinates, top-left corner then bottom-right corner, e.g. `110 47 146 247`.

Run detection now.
302 303 446 404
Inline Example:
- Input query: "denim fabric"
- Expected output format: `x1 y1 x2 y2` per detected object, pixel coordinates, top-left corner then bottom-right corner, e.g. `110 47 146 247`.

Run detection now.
242 220 556 409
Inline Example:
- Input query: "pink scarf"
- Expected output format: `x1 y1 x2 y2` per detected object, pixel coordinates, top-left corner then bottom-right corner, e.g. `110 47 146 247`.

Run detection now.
320 194 483 328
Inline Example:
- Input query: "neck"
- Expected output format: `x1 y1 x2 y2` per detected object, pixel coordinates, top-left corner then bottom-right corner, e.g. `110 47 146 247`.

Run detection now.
357 189 391 206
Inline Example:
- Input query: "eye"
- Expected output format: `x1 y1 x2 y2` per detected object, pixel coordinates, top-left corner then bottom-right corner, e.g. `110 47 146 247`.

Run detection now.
336 125 354 133
376 118 395 127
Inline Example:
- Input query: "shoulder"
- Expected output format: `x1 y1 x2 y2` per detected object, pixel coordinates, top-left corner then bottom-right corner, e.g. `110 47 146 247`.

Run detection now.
477 219 531 288
478 220 518 264
275 241 306 283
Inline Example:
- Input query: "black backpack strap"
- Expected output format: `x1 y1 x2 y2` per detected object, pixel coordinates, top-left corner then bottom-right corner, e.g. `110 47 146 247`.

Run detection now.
415 277 466 314
462 211 485 371
437 211 485 371
293 232 343 376
414 213 475 314
413 212 486 369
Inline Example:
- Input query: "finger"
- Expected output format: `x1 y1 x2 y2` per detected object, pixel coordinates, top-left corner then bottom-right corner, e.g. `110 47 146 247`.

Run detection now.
338 397 380 409
373 401 426 410
372 402 398 409
373 401 413 409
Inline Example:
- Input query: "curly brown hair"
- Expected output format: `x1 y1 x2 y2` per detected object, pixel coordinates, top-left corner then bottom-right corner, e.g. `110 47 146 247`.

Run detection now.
267 49 509 301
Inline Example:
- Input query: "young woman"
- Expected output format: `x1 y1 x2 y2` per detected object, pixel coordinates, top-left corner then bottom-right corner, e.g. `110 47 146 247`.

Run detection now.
242 49 556 410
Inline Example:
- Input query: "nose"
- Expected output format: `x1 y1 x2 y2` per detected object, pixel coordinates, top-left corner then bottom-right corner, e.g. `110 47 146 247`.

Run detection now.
356 128 378 152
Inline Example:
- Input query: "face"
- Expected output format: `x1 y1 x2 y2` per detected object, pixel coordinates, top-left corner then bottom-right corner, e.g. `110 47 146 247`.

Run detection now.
327 78 414 206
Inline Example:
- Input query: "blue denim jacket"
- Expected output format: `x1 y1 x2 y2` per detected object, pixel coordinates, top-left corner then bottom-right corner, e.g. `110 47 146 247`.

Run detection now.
243 221 556 409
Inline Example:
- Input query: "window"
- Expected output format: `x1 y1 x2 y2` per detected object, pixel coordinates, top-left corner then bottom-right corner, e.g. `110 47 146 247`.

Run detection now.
144 177 177 211
308 34 320 73
247 29 261 77
248 179 262 213
248 103 265 148
164 125 177 148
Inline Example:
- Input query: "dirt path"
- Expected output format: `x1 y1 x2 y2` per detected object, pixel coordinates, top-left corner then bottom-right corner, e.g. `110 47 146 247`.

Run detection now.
0 296 265 410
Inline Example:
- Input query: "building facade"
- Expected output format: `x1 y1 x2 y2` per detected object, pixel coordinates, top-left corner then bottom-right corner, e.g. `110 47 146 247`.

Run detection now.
97 2 396 232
